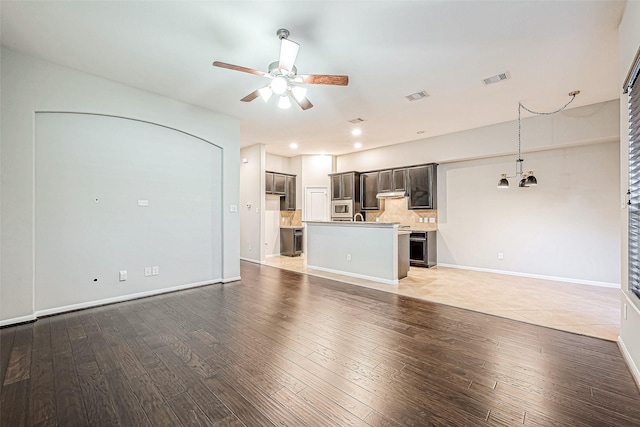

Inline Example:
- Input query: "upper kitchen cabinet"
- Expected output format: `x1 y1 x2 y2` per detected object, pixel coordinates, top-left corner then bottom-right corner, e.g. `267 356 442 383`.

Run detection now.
407 164 437 209
329 172 360 201
273 173 286 195
392 169 407 192
266 171 296 211
281 175 296 211
379 168 406 193
378 170 392 193
265 172 274 194
361 171 380 210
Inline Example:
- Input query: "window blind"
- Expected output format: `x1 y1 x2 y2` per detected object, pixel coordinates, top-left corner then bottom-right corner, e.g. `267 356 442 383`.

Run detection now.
626 47 640 299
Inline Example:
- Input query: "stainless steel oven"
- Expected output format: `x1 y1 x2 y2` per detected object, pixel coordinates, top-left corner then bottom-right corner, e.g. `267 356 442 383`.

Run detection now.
331 200 354 220
409 231 437 267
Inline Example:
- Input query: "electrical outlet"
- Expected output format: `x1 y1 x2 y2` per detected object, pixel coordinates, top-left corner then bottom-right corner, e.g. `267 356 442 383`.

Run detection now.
498 252 504 260
346 254 352 261
419 217 423 223
144 267 152 277
248 244 252 251
429 217 436 223
152 266 159 276
119 270 127 281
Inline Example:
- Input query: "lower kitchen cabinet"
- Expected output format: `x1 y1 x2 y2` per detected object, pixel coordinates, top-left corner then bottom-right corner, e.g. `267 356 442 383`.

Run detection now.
280 227 303 256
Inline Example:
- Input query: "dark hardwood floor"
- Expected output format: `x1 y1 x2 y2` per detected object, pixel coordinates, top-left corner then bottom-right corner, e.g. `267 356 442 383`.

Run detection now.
2 261 640 426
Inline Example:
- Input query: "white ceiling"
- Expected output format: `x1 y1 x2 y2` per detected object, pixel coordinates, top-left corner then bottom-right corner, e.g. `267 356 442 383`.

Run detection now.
0 1 626 157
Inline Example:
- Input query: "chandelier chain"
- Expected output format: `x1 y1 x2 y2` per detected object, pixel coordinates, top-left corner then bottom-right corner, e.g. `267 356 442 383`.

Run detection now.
516 93 578 168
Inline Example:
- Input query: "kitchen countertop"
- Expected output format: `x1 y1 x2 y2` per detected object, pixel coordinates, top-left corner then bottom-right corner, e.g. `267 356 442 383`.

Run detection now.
280 225 303 229
303 221 402 228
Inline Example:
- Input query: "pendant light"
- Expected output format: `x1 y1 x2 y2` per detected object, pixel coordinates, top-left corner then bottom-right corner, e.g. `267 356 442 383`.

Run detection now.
498 91 580 188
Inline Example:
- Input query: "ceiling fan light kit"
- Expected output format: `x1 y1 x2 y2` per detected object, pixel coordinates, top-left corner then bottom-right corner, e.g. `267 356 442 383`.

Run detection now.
498 90 580 189
213 28 349 111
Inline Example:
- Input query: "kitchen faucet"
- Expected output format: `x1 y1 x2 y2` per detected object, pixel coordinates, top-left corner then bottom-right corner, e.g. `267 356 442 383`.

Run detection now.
353 213 364 222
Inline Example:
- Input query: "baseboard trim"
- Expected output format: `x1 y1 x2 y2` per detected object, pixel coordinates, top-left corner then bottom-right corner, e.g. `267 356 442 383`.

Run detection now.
1 280 221 327
240 257 262 264
618 336 640 390
221 276 241 283
436 263 620 288
306 264 398 286
0 314 37 328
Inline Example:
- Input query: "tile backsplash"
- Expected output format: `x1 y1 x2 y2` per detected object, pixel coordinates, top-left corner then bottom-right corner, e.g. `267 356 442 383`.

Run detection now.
280 209 302 226
364 198 437 230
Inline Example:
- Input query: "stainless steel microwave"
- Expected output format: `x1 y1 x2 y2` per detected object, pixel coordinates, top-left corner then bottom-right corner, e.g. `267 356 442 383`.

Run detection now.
331 200 353 219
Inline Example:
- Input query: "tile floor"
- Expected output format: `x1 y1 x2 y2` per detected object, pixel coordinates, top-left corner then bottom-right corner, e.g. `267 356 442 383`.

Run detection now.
264 255 621 341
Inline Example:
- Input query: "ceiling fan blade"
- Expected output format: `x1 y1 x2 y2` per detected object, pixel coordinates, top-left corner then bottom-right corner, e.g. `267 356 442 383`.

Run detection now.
240 90 260 102
278 38 299 73
296 74 349 86
288 89 313 110
212 61 268 77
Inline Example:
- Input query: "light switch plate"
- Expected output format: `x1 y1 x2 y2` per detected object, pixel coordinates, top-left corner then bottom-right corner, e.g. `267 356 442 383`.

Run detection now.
152 266 159 276
230 205 238 212
138 200 149 206
119 270 127 281
144 267 152 277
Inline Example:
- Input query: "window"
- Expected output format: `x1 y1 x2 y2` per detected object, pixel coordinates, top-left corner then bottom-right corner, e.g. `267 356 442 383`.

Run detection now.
624 46 640 299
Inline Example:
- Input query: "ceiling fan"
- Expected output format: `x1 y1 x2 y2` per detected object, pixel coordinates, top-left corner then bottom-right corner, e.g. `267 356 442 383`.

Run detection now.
213 29 349 110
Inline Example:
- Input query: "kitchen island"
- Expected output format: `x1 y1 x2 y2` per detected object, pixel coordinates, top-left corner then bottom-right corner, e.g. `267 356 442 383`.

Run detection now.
304 221 409 285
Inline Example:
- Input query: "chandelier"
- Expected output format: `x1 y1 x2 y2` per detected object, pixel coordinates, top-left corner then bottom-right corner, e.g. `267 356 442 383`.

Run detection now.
498 90 580 188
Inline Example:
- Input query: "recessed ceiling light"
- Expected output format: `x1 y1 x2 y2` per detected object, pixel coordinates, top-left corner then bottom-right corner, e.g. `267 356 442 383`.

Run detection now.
289 142 298 149
352 129 362 136
354 142 362 149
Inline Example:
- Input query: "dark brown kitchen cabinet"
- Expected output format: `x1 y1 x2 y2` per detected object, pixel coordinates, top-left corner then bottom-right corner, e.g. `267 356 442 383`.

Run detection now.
361 171 380 210
265 172 274 193
329 172 359 201
378 170 392 193
281 175 296 211
331 175 341 199
273 174 286 195
266 171 296 211
407 164 437 209
392 169 407 192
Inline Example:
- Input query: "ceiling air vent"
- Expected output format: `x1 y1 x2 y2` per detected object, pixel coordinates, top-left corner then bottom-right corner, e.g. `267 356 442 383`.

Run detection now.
483 72 511 85
405 90 429 102
348 118 366 124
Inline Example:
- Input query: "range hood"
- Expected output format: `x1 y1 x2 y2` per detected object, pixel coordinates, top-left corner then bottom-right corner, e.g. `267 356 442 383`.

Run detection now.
376 191 407 199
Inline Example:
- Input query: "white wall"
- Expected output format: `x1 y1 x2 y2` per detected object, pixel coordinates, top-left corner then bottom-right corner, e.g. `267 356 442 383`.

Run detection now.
239 144 264 263
438 141 620 285
34 113 223 312
301 155 333 190
337 100 619 171
0 48 241 325
335 99 621 286
266 152 292 175
618 0 640 387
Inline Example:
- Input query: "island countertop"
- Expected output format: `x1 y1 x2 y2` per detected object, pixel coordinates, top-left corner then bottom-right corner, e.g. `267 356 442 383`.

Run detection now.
303 221 402 228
